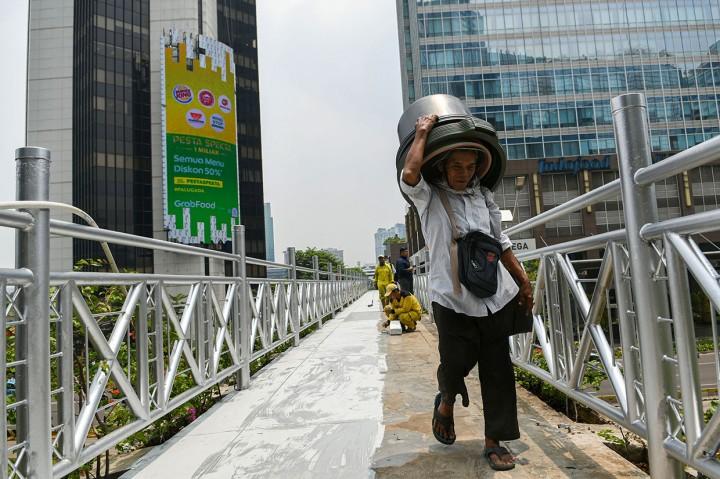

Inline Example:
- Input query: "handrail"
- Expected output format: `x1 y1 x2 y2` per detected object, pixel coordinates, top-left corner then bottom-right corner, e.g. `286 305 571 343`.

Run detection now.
640 208 720 240
504 179 620 236
635 134 720 187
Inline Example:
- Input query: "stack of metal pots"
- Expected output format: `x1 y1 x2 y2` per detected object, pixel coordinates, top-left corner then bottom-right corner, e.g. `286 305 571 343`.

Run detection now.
396 94 507 206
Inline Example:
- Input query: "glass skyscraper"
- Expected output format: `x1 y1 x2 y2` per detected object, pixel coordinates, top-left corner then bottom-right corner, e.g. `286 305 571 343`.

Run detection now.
397 0 720 244
72 0 153 271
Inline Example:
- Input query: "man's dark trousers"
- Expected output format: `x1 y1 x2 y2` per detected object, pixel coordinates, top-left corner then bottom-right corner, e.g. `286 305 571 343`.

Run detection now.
432 301 520 441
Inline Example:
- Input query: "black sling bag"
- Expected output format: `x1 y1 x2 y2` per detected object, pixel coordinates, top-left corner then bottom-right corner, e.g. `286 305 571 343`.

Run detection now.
436 188 502 298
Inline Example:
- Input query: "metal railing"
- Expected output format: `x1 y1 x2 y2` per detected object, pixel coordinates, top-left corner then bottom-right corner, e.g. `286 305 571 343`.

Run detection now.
1 147 367 478
412 93 720 478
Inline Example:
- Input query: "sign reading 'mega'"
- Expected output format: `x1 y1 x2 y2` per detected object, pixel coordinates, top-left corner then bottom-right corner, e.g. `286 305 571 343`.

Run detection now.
162 32 239 245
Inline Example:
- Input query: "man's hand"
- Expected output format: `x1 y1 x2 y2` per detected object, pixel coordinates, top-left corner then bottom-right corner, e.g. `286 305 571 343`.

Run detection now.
415 114 438 136
500 249 534 315
517 279 533 315
403 115 438 187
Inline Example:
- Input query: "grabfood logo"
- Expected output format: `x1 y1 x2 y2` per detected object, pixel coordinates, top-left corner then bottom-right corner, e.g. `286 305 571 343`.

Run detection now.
174 200 216 209
218 95 232 113
198 89 215 108
210 114 225 132
186 109 206 128
173 85 193 104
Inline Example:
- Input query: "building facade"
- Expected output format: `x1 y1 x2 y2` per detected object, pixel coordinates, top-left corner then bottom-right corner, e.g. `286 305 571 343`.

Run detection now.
264 203 275 262
397 0 720 249
27 0 265 273
374 224 407 259
322 248 345 263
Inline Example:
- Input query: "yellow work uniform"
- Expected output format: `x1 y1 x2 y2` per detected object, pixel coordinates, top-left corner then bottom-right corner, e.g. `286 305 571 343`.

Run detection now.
374 264 394 304
384 292 422 331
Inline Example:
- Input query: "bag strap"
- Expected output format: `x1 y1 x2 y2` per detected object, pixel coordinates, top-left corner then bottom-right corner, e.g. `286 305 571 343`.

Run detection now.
436 188 462 295
485 191 501 243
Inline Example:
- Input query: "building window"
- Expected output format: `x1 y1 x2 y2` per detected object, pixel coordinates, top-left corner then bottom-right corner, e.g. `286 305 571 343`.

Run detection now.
691 166 720 212
592 171 623 231
542 173 584 237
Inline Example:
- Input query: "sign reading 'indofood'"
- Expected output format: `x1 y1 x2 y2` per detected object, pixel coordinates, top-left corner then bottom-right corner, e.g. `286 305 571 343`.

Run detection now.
162 31 239 245
538 156 611 175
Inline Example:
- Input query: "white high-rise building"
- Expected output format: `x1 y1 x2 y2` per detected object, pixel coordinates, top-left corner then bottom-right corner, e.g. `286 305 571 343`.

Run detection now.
374 223 406 259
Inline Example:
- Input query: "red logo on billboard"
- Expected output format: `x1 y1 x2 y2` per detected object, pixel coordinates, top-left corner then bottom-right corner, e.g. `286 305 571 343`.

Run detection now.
198 89 215 108
218 95 232 113
186 109 206 128
173 85 193 104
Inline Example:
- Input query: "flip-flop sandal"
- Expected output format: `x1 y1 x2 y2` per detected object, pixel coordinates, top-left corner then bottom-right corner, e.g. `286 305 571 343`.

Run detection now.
484 446 515 471
432 393 456 445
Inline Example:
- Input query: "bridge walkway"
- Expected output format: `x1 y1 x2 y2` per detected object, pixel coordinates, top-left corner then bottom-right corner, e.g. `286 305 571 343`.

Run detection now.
121 291 646 478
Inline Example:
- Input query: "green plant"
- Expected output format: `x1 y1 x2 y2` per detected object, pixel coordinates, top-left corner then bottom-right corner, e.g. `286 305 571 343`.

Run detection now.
697 338 717 353
598 428 628 448
523 259 540 282
514 347 607 422
294 248 345 279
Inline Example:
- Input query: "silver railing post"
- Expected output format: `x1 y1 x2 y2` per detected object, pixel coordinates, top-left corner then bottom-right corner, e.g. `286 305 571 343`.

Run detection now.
14 147 52 478
312 255 322 327
337 265 343 309
287 247 300 346
327 263 336 317
233 225 250 390
612 93 681 478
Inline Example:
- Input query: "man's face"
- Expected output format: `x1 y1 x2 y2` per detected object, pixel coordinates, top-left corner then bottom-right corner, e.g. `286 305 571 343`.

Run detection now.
391 290 401 301
401 250 409 258
445 150 478 191
379 257 385 265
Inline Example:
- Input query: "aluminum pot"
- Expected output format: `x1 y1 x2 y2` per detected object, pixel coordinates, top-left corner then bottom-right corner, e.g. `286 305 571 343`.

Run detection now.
395 94 507 205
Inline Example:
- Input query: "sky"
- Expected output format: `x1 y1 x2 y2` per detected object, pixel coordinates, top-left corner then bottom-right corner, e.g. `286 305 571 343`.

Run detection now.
0 0 407 268
0 0 29 268
256 1 406 265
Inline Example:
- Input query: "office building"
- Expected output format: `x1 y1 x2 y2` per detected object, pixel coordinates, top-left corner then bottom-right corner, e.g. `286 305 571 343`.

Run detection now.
26 0 265 273
322 248 344 263
397 1 720 248
374 224 406 259
264 203 275 262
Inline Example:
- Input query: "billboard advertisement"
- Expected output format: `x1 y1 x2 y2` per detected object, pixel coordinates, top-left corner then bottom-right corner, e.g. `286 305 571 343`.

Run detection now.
162 32 239 244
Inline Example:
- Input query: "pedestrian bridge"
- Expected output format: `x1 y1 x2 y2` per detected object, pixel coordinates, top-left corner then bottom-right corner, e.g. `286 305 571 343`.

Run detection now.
119 291 645 478
3 93 720 478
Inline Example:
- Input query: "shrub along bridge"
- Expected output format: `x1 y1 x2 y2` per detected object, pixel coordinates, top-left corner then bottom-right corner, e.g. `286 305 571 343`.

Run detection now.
3 93 720 478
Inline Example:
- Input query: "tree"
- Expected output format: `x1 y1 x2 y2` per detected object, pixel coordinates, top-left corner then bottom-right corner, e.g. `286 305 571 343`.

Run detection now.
294 248 344 279
383 234 406 245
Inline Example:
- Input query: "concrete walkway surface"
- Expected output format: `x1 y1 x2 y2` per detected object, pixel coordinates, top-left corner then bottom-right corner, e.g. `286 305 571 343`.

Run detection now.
121 291 646 478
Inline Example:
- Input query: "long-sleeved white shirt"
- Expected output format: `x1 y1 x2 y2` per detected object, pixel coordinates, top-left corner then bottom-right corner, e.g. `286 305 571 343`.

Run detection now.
401 172 519 317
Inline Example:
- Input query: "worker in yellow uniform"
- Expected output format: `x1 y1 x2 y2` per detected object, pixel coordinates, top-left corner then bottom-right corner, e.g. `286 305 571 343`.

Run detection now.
374 256 395 306
383 283 422 332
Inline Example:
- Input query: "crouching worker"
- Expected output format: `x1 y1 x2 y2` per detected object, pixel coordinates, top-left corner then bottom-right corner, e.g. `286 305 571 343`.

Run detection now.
383 283 422 332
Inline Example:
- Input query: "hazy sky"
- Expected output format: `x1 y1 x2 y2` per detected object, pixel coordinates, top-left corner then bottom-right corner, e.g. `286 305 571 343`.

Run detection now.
257 1 406 265
0 1 28 268
0 0 407 268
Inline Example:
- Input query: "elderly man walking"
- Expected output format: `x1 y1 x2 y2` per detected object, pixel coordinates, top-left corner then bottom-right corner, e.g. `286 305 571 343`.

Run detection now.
400 113 533 471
